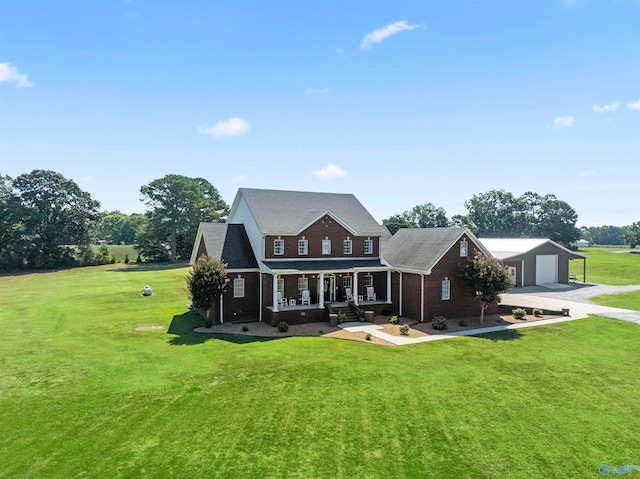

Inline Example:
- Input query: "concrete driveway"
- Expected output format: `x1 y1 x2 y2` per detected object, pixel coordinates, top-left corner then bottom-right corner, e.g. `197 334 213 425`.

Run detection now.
502 283 640 325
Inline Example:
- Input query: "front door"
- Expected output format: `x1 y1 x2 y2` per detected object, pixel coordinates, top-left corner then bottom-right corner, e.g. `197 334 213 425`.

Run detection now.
319 274 336 302
508 266 517 287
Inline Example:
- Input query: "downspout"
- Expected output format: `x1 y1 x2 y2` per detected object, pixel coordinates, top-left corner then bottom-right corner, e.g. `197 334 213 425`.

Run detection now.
521 260 525 287
420 273 425 322
259 268 263 321
386 270 392 304
399 272 403 317
219 294 224 324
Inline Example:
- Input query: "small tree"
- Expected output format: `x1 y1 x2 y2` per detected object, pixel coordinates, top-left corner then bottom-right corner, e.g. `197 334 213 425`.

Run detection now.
462 251 511 323
623 221 640 248
186 255 229 327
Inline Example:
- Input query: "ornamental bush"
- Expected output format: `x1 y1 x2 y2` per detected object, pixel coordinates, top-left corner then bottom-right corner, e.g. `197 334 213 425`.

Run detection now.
533 308 543 317
432 316 448 330
512 308 527 320
399 324 410 335
388 315 399 324
277 321 289 332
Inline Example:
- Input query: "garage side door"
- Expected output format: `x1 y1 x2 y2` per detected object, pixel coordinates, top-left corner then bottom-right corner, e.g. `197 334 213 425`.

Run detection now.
536 255 557 284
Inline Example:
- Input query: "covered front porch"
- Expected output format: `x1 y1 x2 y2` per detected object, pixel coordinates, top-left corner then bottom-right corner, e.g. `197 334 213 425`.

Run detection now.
261 259 392 326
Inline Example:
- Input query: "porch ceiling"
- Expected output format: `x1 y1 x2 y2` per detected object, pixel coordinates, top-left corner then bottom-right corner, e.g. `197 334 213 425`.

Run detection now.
262 258 388 273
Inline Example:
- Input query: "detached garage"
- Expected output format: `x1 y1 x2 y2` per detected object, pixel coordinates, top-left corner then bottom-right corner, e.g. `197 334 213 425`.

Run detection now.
479 238 587 287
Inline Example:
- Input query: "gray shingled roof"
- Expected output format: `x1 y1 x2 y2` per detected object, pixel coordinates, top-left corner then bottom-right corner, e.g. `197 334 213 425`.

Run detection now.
198 223 258 269
262 258 386 272
235 188 389 237
382 228 474 272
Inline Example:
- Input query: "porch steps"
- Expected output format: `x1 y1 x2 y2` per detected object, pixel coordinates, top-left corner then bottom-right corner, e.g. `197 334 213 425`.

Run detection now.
331 305 359 322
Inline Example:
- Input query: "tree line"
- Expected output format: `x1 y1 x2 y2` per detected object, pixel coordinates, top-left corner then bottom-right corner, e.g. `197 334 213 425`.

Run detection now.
0 170 228 271
2 170 638 271
383 190 639 248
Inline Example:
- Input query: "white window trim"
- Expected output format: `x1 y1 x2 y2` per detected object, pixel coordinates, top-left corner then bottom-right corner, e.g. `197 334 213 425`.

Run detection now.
364 238 373 255
343 238 352 255
322 239 331 255
298 237 308 255
277 278 284 293
274 238 284 256
460 240 468 257
442 278 451 301
364 274 373 288
298 277 308 291
343 275 352 290
234 276 245 298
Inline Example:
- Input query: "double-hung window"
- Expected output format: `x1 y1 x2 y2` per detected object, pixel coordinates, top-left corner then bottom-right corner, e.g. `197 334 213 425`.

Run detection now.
343 239 352 255
441 278 451 301
274 238 284 256
322 239 331 255
234 277 245 298
298 238 308 255
364 239 373 255
298 277 308 291
460 240 468 257
364 274 373 288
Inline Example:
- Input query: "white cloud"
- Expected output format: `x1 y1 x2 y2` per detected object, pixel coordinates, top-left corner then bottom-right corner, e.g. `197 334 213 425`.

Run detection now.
198 117 250 138
312 163 347 180
553 116 575 128
592 102 619 113
0 62 34 88
305 88 330 95
360 20 420 50
628 98 640 111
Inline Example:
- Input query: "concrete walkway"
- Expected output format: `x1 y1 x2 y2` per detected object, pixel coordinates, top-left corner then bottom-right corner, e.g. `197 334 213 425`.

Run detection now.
338 284 640 346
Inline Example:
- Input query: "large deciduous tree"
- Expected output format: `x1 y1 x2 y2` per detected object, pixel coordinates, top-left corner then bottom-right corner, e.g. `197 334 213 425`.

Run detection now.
139 175 228 263
96 212 146 244
383 203 449 235
464 190 521 238
186 255 229 327
11 170 100 269
623 222 640 248
0 175 28 270
461 251 511 323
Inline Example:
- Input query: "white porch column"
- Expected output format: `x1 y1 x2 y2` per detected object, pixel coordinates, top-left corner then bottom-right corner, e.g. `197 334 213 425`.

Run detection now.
353 271 359 306
272 274 279 312
386 270 392 304
219 294 224 324
399 272 403 317
420 273 425 322
319 272 325 309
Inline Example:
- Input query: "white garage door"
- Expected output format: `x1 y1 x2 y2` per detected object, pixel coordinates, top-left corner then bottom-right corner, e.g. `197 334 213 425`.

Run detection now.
536 255 557 284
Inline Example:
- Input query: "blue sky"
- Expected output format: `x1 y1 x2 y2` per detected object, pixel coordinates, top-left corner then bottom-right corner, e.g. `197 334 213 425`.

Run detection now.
1 0 639 228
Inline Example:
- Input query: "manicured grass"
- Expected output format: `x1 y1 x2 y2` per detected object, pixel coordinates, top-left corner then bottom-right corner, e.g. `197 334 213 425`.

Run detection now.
1 266 639 478
98 244 139 262
592 290 640 311
571 247 640 285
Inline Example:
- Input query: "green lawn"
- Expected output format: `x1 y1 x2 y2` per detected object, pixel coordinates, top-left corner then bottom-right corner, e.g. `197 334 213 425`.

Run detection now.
1 266 639 478
571 247 640 285
592 290 640 311
98 244 139 262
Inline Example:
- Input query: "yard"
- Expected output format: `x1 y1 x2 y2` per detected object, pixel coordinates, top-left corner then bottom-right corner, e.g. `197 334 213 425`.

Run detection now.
571 246 640 285
1 264 639 478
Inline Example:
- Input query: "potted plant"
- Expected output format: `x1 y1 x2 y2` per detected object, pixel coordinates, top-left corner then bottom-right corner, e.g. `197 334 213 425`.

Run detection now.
336 310 346 324
356 308 365 321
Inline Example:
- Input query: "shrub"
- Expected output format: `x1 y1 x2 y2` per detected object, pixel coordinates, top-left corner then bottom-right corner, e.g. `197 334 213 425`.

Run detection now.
242 325 249 332
136 254 142 263
365 333 372 341
277 321 289 332
432 316 448 330
458 318 468 327
336 311 346 323
388 315 399 324
356 308 365 318
512 308 527 320
399 324 410 335
533 308 543 317
124 254 130 264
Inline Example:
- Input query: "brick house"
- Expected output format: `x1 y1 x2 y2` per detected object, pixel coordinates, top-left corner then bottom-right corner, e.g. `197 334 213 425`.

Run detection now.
191 188 490 325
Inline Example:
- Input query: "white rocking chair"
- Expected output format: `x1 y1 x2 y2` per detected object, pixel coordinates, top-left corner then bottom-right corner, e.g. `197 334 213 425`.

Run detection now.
366 286 376 301
277 291 288 308
345 287 354 302
301 290 311 305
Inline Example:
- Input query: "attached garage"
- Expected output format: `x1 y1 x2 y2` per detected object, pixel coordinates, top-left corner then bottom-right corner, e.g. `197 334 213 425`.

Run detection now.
479 238 586 287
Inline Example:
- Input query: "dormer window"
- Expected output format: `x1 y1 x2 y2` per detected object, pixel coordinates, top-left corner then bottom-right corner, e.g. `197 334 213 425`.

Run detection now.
343 238 352 255
274 238 284 256
460 239 468 257
364 238 373 255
